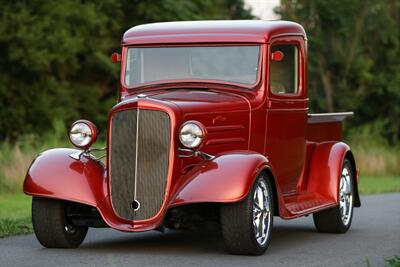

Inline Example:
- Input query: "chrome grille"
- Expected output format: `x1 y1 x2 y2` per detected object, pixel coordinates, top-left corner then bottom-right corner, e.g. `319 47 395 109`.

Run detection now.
110 109 171 221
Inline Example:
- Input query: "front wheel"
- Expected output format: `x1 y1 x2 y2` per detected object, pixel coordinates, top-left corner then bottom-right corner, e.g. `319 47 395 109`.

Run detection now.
32 197 88 248
313 158 354 233
220 174 274 255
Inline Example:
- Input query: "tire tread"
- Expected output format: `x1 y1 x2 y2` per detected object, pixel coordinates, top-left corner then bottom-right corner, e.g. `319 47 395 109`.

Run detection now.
32 197 88 248
220 175 273 255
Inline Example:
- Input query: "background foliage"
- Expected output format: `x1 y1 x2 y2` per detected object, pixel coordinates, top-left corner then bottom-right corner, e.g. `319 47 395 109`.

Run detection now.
1 0 399 144
277 0 400 144
0 0 252 141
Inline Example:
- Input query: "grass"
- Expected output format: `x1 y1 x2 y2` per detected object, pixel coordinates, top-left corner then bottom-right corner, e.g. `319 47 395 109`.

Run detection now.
0 121 106 194
346 122 400 177
0 121 76 238
386 256 400 267
0 193 32 238
359 176 400 195
0 121 70 193
351 144 400 177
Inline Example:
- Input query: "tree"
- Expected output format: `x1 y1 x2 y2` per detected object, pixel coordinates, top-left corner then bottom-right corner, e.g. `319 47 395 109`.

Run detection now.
277 0 400 142
0 0 253 141
0 0 122 140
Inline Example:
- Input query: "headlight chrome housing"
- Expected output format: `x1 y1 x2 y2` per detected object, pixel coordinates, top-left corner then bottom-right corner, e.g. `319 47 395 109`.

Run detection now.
179 121 206 149
69 120 98 150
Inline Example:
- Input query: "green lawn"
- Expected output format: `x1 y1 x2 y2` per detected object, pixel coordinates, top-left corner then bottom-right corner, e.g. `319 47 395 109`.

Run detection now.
0 175 399 238
358 176 400 195
0 193 32 238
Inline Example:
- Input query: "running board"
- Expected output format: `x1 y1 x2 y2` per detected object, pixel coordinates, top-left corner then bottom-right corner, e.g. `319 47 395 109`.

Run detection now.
282 192 337 218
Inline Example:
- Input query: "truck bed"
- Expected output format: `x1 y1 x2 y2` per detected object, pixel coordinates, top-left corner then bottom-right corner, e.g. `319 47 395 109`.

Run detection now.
307 112 353 142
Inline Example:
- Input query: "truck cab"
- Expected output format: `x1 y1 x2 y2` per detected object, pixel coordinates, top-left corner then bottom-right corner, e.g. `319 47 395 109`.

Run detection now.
24 21 360 255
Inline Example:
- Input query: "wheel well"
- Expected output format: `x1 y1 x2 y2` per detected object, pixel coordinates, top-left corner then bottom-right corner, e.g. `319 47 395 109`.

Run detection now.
260 168 279 216
345 151 361 207
165 203 220 230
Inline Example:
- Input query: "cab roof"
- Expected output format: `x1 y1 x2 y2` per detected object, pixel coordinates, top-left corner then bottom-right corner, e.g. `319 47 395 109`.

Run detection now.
122 20 306 45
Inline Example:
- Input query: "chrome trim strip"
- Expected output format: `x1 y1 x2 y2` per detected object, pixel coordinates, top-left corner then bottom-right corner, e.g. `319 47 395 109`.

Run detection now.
177 147 215 160
134 108 140 202
308 112 354 117
308 112 354 123
69 151 83 160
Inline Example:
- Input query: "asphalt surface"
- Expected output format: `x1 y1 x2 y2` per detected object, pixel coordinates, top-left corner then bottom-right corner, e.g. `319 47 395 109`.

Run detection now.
0 193 399 267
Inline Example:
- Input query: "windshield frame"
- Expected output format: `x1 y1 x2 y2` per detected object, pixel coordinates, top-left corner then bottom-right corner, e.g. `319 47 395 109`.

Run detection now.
121 43 264 90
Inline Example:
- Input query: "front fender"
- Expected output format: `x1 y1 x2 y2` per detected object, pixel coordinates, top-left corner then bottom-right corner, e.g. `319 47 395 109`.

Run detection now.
23 148 107 207
170 151 270 206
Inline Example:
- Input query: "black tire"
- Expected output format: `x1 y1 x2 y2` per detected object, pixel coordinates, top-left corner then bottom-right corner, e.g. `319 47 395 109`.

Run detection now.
313 158 354 233
220 174 274 255
32 197 88 248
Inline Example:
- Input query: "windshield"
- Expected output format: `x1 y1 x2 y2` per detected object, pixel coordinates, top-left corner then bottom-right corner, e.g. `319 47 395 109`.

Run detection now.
124 45 260 88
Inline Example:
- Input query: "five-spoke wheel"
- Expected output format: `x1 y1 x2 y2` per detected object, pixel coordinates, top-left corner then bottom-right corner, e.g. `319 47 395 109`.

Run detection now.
253 179 272 246
339 165 353 226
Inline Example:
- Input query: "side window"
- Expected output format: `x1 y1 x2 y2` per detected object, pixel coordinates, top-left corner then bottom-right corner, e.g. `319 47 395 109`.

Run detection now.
270 44 299 95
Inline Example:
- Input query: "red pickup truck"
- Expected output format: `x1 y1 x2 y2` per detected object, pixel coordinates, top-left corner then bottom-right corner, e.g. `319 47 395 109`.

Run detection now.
24 20 360 255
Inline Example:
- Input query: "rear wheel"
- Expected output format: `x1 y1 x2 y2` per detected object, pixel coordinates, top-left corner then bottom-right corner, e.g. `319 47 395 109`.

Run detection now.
220 174 274 255
313 158 354 233
32 197 88 248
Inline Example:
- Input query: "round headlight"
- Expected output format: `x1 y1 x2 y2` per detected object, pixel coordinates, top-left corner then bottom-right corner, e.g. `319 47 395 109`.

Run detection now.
179 121 205 148
69 120 98 149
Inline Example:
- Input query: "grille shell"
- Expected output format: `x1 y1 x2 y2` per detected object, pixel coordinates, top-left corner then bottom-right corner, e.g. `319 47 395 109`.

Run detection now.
109 109 171 221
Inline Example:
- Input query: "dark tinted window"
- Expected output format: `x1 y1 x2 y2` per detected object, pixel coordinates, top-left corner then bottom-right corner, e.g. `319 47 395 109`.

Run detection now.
270 44 299 94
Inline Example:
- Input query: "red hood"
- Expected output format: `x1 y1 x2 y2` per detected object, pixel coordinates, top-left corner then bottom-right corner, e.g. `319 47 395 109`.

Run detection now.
115 88 251 156
122 89 251 154
123 88 250 114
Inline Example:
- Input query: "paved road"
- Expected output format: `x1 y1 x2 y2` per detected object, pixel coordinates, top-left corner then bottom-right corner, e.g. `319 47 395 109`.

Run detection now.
0 193 399 267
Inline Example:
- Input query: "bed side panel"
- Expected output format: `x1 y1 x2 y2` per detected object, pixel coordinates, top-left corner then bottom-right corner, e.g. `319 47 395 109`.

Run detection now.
307 121 342 142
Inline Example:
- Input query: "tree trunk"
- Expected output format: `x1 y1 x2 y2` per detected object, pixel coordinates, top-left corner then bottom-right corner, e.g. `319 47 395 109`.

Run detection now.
321 72 334 112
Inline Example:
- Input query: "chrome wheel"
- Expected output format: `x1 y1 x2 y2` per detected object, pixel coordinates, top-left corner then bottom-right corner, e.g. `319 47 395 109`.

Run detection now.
339 166 353 226
253 179 272 246
221 175 274 255
313 159 355 233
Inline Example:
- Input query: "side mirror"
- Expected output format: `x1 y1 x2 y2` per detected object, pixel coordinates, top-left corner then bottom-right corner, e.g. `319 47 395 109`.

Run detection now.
111 52 121 63
271 51 284 62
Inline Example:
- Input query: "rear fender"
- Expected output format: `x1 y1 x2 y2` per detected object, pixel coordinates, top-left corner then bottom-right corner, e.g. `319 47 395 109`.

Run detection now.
307 142 360 206
170 151 273 206
23 148 107 207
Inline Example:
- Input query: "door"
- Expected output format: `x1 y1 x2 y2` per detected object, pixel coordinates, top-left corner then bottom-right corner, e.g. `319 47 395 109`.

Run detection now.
265 37 308 195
